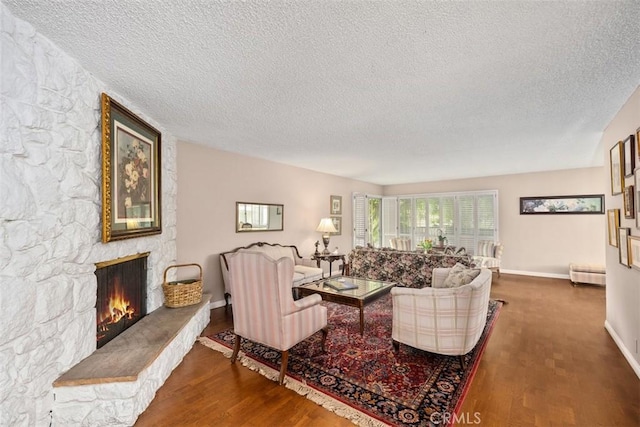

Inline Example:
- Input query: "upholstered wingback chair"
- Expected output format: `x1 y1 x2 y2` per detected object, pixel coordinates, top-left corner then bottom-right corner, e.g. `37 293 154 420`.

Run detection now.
391 267 492 365
472 241 503 276
226 251 328 385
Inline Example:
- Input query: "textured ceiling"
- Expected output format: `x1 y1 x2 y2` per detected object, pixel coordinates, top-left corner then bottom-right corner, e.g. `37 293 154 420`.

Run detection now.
4 1 640 185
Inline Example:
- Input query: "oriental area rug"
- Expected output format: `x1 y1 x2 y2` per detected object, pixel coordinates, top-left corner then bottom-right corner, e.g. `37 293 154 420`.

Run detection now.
199 295 501 427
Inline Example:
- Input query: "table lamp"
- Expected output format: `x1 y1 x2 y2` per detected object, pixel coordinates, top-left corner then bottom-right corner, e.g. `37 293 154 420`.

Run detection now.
316 218 337 255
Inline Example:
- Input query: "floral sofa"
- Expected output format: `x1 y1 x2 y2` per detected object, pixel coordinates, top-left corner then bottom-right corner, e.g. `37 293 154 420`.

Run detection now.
346 247 474 288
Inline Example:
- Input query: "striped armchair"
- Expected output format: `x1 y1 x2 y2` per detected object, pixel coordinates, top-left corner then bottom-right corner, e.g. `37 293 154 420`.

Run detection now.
472 241 503 276
226 251 328 385
391 267 492 366
390 237 412 250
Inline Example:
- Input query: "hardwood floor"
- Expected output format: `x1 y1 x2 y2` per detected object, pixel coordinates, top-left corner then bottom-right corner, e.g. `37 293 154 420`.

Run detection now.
135 274 640 426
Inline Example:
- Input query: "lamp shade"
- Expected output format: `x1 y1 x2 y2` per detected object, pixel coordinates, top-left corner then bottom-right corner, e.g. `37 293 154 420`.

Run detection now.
316 218 337 234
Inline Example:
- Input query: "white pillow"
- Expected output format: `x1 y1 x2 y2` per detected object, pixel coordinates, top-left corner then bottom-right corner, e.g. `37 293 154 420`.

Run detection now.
440 263 481 288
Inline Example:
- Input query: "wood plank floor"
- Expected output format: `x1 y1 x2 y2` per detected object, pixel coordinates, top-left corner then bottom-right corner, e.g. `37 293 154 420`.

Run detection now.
135 274 640 426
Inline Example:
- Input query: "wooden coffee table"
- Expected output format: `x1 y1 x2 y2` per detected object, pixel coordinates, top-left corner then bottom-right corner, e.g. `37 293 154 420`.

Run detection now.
297 277 395 335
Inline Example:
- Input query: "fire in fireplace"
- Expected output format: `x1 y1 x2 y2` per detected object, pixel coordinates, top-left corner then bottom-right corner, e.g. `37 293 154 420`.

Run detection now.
94 253 148 348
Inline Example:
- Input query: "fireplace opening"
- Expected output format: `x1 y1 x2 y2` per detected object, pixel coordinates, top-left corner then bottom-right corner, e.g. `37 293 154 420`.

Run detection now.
95 253 148 348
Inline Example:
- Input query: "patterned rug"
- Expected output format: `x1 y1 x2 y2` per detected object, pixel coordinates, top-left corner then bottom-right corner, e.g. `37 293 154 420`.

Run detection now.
199 294 501 426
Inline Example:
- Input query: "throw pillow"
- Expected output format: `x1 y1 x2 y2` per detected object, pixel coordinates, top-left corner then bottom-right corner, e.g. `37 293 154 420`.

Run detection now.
441 263 481 288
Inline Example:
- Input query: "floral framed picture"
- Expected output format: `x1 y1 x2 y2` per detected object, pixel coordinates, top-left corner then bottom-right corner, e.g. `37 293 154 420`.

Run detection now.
330 216 342 235
629 235 640 271
622 134 635 177
607 209 620 247
101 93 162 242
618 227 631 267
610 141 624 195
519 194 604 214
330 195 342 215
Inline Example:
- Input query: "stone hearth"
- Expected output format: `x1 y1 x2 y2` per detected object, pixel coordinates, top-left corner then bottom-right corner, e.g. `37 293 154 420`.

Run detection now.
53 297 210 425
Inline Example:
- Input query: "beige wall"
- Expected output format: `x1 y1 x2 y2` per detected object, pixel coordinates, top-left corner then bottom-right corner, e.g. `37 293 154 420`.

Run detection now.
602 85 640 375
178 136 606 305
176 141 381 306
383 167 606 276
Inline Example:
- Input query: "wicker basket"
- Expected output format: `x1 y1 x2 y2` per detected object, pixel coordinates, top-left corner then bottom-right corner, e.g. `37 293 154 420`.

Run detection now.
162 263 203 308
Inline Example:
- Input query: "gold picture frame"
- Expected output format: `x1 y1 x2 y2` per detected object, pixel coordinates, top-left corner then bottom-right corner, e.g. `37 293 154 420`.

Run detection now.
101 93 162 242
610 141 623 195
607 209 620 247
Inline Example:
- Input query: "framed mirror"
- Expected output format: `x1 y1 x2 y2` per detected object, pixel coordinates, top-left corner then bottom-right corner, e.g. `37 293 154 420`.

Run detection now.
236 202 284 232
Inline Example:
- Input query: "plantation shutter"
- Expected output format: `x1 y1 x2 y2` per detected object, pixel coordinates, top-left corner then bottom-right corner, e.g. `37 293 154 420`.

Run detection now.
382 197 397 248
456 195 476 251
477 193 497 241
398 197 412 238
353 193 367 247
353 190 498 252
441 197 455 242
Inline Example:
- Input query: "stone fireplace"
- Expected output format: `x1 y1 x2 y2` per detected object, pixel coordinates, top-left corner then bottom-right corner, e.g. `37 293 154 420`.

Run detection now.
1 6 186 425
95 253 148 349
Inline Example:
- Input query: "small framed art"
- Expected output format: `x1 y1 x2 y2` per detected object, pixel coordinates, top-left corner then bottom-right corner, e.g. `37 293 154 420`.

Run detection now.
629 235 640 271
610 141 623 195
623 186 635 219
607 209 620 247
618 227 630 267
101 93 162 242
330 195 342 215
622 134 635 177
330 216 342 235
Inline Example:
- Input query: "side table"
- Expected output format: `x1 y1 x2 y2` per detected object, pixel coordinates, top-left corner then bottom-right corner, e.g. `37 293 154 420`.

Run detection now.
312 253 346 278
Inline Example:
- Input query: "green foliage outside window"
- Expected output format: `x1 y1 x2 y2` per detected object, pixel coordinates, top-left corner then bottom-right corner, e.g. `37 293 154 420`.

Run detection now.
368 198 381 247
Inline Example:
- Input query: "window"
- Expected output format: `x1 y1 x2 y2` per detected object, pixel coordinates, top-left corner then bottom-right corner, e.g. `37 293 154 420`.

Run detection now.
353 194 383 247
354 190 498 253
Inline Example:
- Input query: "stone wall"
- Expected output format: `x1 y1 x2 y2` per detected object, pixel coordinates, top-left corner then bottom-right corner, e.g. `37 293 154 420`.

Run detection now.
1 6 178 425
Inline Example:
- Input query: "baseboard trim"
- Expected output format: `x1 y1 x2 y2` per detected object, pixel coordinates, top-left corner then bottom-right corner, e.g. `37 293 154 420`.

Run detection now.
604 320 640 380
209 299 227 310
500 269 570 280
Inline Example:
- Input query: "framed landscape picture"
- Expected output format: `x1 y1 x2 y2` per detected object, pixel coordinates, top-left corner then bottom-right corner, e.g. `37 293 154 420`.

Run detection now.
618 227 630 267
607 209 620 247
519 194 604 215
610 141 623 195
622 134 636 177
101 93 162 242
